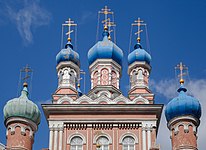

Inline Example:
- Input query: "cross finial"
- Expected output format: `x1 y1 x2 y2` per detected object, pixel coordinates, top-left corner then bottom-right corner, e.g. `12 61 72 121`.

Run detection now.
175 62 188 84
62 18 77 41
99 6 114 29
21 64 32 86
132 17 146 43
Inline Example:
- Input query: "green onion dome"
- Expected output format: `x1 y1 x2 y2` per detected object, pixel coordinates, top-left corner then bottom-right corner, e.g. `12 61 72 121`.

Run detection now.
3 84 41 125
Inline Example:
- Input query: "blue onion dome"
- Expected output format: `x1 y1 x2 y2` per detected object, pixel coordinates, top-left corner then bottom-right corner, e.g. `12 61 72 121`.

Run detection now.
3 83 41 125
88 27 123 66
128 42 151 65
165 81 201 122
56 39 80 66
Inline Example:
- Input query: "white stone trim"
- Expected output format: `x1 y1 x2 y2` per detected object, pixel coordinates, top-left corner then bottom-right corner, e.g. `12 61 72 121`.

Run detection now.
59 130 63 150
168 115 199 129
7 123 34 138
57 95 74 104
89 59 121 71
5 117 37 132
97 91 112 99
171 122 197 135
49 130 53 150
147 128 151 150
132 96 149 104
119 132 138 144
67 132 86 144
142 127 146 150
53 130 58 150
93 132 112 144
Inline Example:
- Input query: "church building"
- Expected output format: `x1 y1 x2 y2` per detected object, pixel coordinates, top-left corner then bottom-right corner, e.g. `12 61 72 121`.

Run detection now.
2 6 201 150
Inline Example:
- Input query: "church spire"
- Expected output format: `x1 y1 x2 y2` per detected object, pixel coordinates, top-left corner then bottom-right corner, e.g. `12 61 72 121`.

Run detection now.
54 18 81 103
128 18 153 103
3 65 40 150
87 6 123 99
165 63 201 150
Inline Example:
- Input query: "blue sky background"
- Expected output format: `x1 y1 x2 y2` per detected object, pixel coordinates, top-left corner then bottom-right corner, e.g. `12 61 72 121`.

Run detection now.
0 0 206 149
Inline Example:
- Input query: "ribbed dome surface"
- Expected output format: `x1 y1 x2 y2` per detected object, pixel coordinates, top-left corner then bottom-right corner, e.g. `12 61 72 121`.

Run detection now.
4 86 41 125
165 86 201 122
88 30 123 66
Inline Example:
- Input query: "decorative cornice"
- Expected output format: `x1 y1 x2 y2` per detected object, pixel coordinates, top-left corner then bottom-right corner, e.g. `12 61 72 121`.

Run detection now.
89 59 121 72
128 61 151 74
5 117 38 132
168 115 200 129
7 123 34 139
56 61 80 75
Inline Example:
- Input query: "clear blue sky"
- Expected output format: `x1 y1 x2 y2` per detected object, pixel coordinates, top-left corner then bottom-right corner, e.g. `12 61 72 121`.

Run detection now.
0 0 206 149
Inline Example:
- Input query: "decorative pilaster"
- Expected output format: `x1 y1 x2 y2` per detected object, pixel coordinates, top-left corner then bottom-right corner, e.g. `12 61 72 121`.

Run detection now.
49 121 64 150
147 127 152 149
54 129 58 150
142 127 146 150
49 128 54 150
58 127 64 150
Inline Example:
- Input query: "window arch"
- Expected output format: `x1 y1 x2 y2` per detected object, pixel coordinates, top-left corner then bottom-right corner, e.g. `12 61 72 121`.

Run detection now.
122 136 135 150
70 136 83 150
96 136 109 150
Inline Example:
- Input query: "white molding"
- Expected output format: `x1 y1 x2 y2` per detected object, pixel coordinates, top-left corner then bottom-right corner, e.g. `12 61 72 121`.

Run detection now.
89 59 121 72
93 132 112 144
168 115 200 129
119 132 138 144
57 95 74 104
7 123 34 138
142 121 157 128
5 117 37 132
56 61 80 75
76 95 93 104
171 122 197 135
67 132 86 144
128 61 151 75
132 96 149 104
49 121 64 130
97 91 112 99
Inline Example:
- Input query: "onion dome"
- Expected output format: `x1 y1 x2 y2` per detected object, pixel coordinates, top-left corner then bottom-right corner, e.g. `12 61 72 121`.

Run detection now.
128 43 151 65
56 40 80 66
165 84 201 122
3 83 41 125
88 27 123 66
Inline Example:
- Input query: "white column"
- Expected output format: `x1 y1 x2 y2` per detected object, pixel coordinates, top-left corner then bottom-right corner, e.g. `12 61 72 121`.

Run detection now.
147 128 151 150
54 130 58 150
58 129 63 150
142 127 146 150
49 129 54 150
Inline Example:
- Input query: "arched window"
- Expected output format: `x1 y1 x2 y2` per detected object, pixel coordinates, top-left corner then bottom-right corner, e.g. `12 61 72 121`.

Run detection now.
96 136 109 150
122 136 135 150
70 136 83 150
137 69 144 80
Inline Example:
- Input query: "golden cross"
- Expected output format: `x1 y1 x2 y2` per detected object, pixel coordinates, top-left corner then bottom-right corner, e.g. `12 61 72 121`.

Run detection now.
132 18 146 43
175 62 188 84
99 6 114 28
62 18 77 41
21 64 32 84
